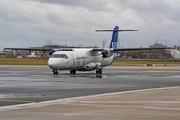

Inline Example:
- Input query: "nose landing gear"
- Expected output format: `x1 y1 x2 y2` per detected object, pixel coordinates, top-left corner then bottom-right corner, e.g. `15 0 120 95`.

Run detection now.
53 70 59 75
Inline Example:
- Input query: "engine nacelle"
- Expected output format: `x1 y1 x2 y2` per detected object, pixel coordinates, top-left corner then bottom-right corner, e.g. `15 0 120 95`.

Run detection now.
101 49 113 58
84 63 101 71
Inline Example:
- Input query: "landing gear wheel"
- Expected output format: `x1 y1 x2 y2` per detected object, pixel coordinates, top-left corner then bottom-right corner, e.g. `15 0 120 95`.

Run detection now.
99 68 102 75
96 68 102 75
53 70 58 75
70 69 76 75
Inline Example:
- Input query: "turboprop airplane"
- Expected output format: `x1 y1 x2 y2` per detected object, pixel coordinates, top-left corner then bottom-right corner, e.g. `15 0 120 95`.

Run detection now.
48 26 171 75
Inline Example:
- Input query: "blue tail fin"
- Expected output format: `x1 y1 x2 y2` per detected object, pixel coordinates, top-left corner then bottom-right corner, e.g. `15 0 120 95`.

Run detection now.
109 26 119 48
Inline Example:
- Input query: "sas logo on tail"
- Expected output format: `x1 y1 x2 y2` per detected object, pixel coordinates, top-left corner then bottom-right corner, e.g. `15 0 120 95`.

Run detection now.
111 42 117 48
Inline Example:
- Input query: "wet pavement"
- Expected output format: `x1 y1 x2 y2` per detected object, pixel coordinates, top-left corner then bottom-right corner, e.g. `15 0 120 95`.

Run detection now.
1 66 180 119
0 65 180 107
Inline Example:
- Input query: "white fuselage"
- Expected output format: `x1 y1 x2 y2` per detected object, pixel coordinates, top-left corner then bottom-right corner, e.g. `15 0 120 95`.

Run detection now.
48 49 114 71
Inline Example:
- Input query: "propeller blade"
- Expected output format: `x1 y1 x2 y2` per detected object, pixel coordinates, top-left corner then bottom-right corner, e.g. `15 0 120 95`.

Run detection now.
102 40 106 49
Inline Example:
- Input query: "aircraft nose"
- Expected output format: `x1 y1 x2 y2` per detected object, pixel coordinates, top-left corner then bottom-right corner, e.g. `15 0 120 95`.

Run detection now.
48 58 69 70
48 58 58 69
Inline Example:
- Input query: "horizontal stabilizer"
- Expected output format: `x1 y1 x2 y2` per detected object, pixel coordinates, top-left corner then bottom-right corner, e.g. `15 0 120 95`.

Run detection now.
96 30 138 32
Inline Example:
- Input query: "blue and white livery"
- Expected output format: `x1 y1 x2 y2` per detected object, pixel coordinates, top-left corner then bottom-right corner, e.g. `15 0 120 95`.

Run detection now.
48 26 136 75
48 26 169 75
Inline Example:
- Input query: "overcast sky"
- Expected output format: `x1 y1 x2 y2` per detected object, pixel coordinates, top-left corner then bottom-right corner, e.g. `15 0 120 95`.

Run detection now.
0 0 180 50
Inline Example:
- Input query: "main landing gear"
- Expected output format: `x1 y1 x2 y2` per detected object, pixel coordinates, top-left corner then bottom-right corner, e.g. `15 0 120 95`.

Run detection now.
70 69 76 75
96 67 102 75
53 70 59 75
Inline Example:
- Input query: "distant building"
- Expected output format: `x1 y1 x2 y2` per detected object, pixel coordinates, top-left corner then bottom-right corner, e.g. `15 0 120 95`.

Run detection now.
119 41 170 59
0 51 5 57
170 45 180 59
149 43 168 48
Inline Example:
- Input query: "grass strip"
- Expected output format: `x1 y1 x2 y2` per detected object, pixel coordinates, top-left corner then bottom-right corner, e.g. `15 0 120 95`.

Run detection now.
0 58 180 66
0 58 48 65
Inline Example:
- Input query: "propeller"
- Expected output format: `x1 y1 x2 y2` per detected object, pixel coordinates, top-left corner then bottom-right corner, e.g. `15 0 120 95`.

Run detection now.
101 39 109 58
102 39 106 49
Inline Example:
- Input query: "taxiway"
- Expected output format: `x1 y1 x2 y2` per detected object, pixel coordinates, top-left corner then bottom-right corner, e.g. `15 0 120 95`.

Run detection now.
1 65 180 119
0 65 180 107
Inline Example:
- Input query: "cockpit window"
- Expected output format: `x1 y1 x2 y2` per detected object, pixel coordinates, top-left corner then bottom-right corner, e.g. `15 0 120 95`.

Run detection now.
50 54 68 59
62 54 68 59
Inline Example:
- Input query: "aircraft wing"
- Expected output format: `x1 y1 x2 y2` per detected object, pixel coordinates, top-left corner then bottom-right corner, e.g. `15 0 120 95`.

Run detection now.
92 47 171 51
3 48 52 51
3 48 74 51
113 47 171 51
4 47 171 52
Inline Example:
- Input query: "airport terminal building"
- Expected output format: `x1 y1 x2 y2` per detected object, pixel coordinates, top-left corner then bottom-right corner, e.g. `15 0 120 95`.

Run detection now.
119 43 174 59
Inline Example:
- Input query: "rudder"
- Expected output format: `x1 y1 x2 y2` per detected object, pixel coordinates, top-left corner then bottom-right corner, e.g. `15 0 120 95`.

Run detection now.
109 26 119 48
